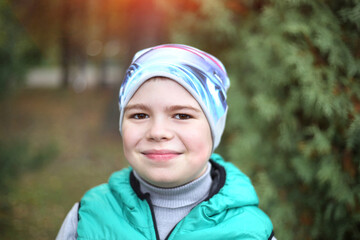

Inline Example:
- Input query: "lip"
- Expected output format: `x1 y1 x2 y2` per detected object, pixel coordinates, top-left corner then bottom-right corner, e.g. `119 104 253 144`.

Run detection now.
142 149 181 161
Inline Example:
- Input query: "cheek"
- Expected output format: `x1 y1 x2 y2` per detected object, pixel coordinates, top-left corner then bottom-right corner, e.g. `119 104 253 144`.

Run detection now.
122 125 140 152
121 133 132 155
183 124 212 155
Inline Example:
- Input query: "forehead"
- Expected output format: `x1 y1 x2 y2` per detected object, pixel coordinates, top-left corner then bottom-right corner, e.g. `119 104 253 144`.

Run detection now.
128 77 200 106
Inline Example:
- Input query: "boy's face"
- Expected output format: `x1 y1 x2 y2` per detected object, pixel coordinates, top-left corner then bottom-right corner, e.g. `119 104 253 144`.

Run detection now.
122 78 212 188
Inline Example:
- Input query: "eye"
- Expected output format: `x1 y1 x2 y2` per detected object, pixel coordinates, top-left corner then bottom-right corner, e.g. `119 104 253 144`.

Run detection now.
131 113 149 119
174 114 192 120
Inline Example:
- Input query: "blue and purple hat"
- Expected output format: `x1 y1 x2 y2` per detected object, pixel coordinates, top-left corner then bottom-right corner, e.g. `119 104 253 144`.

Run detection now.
119 44 230 150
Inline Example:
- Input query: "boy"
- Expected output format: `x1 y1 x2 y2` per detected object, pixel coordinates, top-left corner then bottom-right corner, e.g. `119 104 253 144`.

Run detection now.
57 44 276 240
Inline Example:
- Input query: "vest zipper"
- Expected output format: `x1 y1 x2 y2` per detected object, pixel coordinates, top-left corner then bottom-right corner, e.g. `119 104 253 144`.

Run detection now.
144 193 161 240
164 224 178 240
145 193 180 240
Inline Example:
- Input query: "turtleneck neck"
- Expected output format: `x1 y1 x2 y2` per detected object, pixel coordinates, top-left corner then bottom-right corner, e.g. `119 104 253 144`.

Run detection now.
133 162 213 240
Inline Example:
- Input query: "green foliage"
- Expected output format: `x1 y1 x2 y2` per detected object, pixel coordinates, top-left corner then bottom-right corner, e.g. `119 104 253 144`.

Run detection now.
169 0 360 239
0 139 58 233
0 0 42 99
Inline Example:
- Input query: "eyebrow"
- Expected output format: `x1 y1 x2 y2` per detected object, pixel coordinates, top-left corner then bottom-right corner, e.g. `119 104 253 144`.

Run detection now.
124 104 201 113
166 105 202 113
124 104 150 112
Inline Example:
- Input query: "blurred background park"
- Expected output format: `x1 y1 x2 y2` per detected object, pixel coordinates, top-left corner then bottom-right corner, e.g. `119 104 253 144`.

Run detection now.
0 0 359 239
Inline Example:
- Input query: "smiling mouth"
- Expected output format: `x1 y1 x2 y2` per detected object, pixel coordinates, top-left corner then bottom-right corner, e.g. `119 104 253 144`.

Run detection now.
142 150 181 161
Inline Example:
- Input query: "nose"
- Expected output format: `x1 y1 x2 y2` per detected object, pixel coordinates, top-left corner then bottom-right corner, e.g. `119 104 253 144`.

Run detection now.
146 117 174 142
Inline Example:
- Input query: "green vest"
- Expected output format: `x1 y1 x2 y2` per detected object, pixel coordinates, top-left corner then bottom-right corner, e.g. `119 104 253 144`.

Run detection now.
77 154 274 240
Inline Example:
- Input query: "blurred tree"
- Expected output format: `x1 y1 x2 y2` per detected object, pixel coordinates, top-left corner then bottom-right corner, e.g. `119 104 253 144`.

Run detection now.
0 139 57 235
0 1 57 235
126 0 168 56
0 0 42 99
0 140 57 237
11 0 169 88
12 0 93 87
167 0 360 239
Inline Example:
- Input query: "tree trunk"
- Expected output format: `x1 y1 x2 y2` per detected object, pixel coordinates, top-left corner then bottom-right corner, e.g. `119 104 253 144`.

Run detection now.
60 0 71 88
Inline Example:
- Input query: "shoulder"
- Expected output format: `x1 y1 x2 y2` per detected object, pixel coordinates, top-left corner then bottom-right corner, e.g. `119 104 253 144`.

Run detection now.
56 203 79 240
209 153 274 238
80 167 141 214
79 183 113 210
81 167 132 202
82 183 110 199
210 153 259 205
235 205 273 234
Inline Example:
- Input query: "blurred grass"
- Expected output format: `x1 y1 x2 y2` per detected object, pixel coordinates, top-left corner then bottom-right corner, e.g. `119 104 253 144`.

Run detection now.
0 88 126 239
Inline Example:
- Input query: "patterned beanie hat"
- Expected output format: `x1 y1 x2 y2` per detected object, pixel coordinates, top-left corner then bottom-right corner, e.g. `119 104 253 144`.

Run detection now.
119 44 230 150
